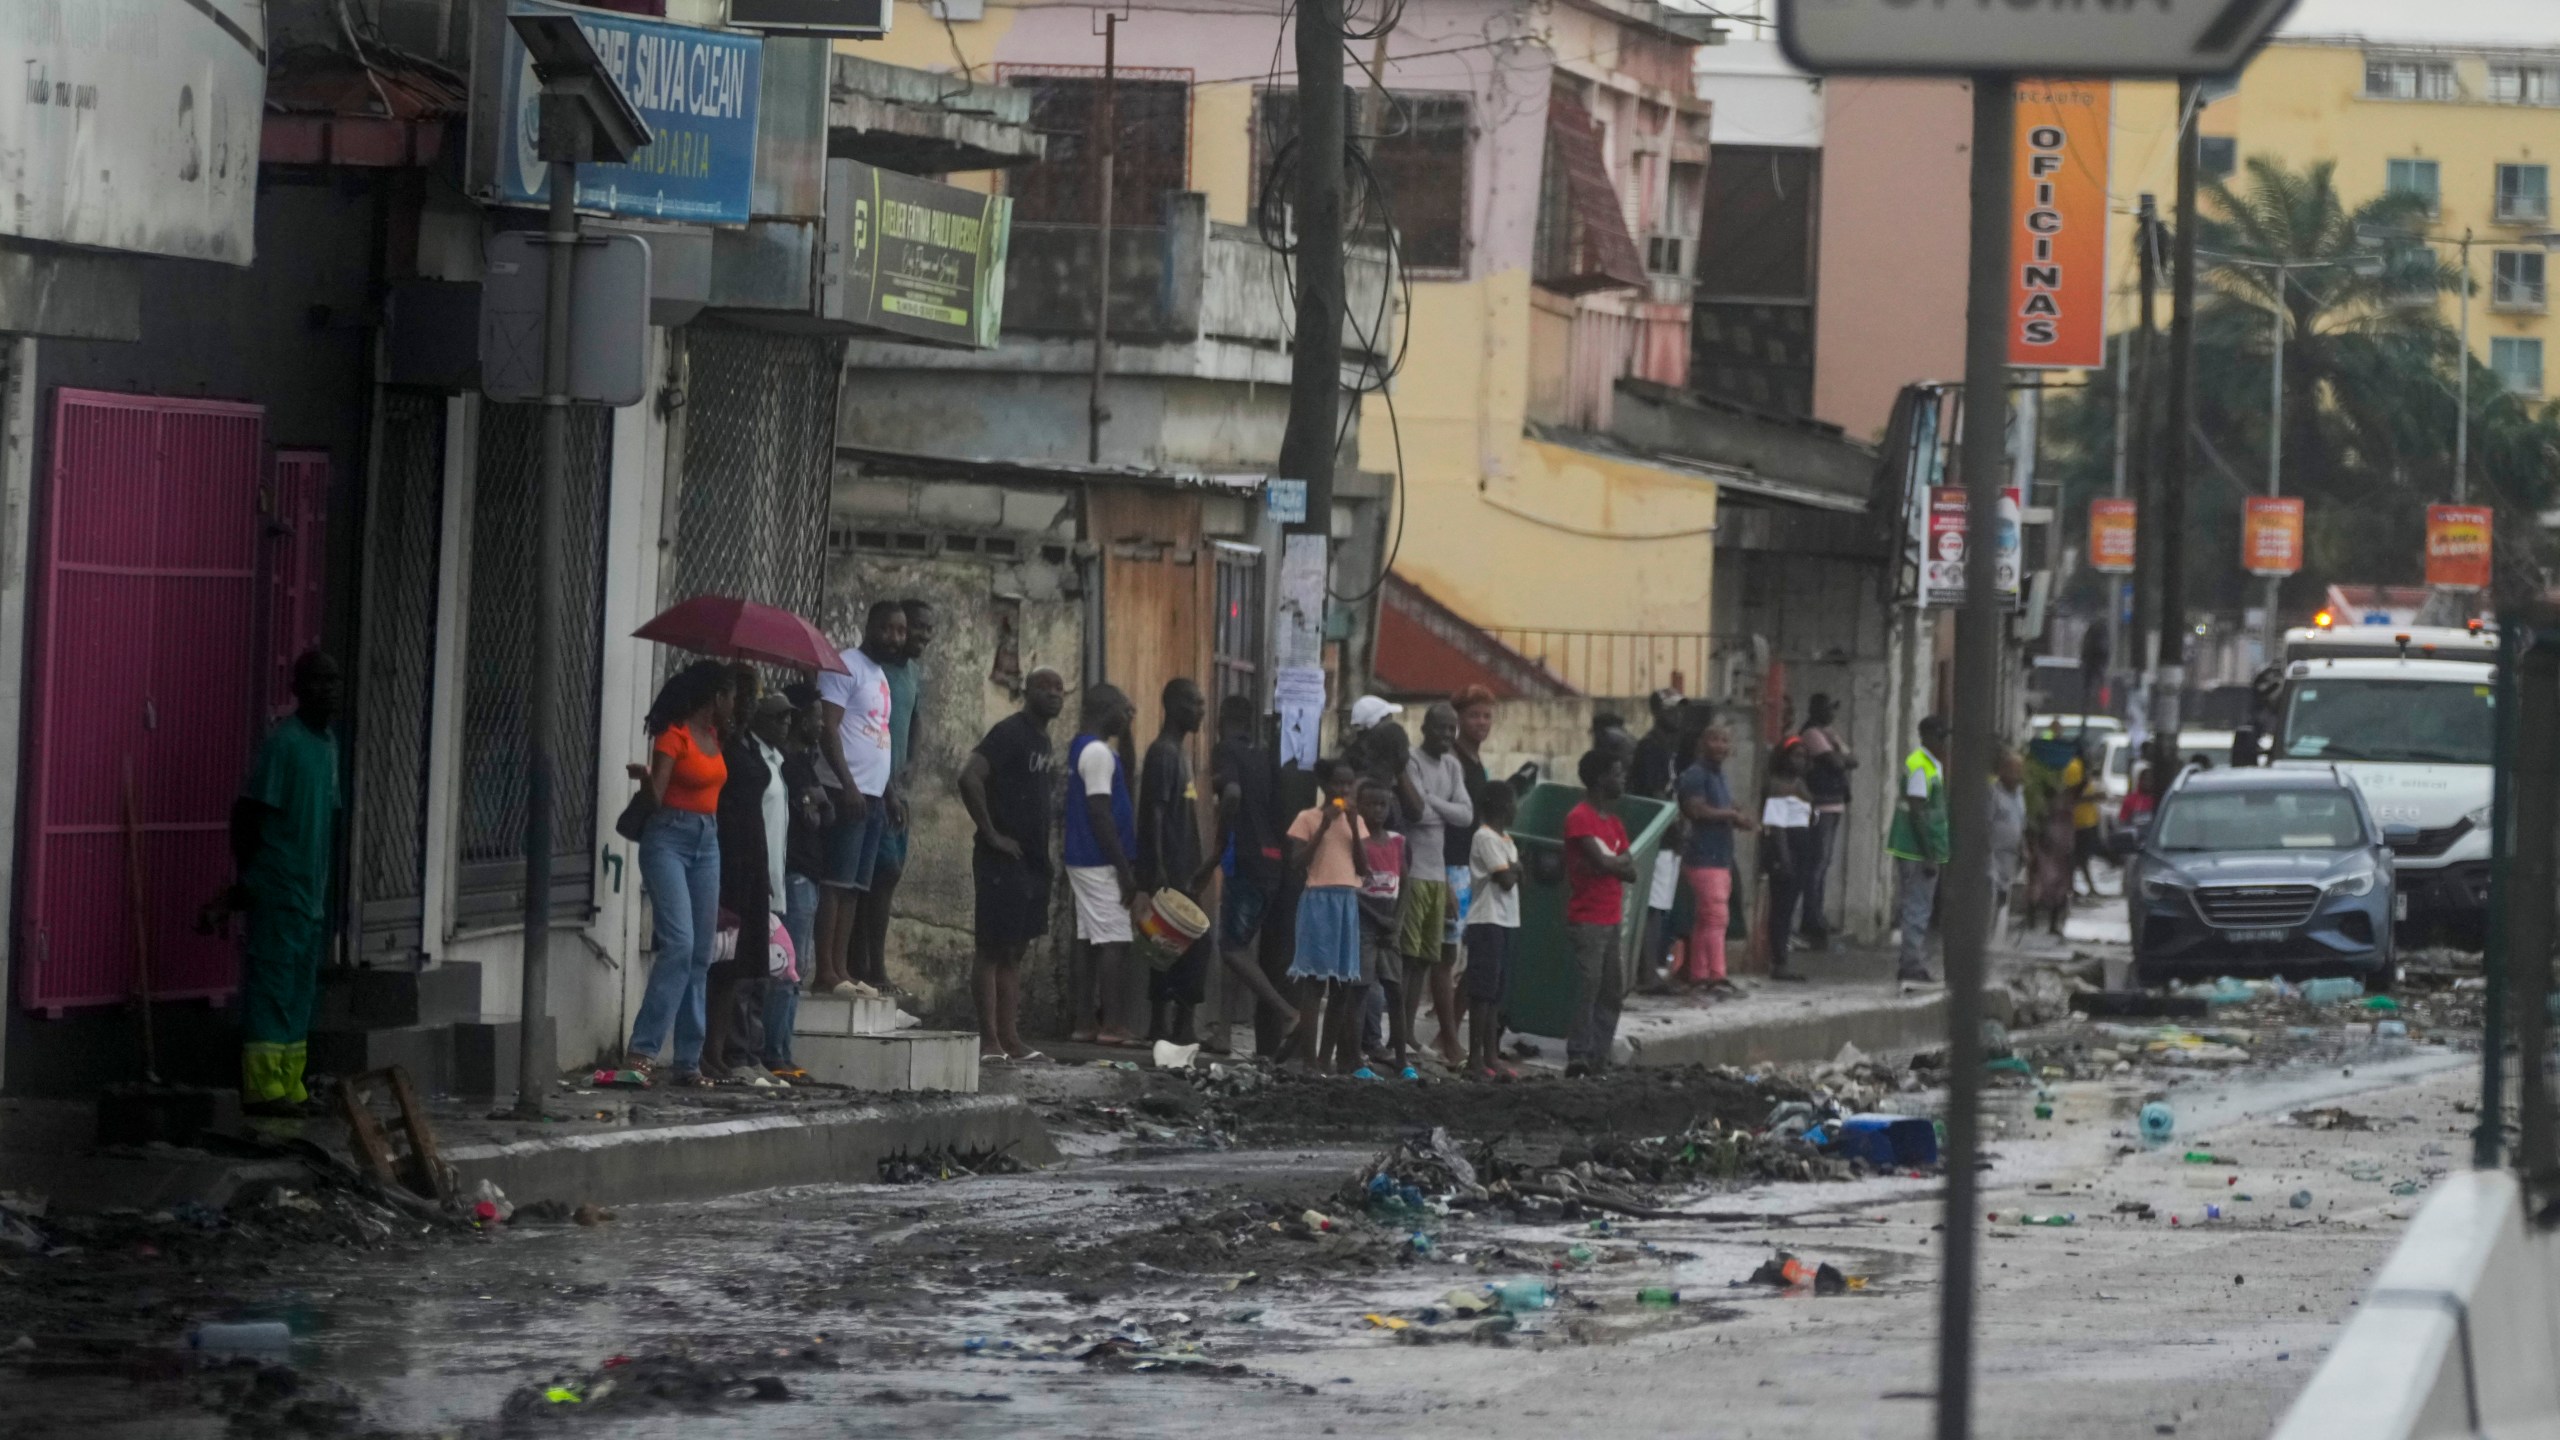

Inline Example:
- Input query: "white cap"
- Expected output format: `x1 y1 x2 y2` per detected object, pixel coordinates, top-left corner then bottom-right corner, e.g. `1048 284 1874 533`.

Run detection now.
1348 695 1404 730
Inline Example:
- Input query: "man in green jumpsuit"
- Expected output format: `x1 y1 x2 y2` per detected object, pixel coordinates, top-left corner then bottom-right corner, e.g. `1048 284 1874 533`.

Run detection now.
230 651 342 1115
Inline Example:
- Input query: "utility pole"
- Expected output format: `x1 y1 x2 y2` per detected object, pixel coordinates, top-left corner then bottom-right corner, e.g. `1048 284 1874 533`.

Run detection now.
1087 12 1120 465
2131 194 2159 690
2155 80 2200 742
2454 227 2473 504
1934 73 2013 1440
1274 0 1346 537
2264 261 2287 661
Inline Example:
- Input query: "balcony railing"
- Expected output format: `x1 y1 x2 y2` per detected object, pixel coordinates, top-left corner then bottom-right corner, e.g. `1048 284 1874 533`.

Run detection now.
2495 194 2550 225
2494 279 2549 311
1486 628 1714 698
1001 193 1395 364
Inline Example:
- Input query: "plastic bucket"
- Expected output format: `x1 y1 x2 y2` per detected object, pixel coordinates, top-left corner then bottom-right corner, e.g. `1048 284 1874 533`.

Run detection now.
1134 888 1210 971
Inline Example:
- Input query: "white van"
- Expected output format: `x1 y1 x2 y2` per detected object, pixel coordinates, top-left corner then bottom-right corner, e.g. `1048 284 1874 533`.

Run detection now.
2275 652 2493 941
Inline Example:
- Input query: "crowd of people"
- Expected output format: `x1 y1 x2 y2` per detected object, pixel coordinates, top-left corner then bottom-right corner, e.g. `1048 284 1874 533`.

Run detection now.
617 598 938 1087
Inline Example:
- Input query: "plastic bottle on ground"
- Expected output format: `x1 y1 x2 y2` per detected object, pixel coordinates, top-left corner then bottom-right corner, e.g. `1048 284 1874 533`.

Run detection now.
2139 1102 2175 1147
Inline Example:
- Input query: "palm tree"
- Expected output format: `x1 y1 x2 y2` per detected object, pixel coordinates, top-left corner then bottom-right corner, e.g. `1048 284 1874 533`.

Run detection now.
2195 157 2465 600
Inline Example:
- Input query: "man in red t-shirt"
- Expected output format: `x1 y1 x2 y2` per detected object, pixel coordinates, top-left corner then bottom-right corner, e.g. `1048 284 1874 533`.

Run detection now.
1563 748 1639 1077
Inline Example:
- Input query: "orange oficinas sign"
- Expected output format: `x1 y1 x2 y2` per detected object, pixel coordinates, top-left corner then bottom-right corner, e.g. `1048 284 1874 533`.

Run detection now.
2243 497 2303 576
2011 78 2111 370
2089 498 2135 572
2426 504 2494 591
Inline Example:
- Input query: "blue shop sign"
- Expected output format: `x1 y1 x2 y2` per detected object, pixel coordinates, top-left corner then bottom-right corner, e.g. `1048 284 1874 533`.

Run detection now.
500 1 761 225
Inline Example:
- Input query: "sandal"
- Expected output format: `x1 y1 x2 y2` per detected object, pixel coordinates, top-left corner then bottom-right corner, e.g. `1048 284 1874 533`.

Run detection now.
1009 1049 1051 1064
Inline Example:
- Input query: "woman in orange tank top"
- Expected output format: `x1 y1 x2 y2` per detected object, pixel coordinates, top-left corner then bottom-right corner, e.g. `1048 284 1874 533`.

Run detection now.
625 660 735 1083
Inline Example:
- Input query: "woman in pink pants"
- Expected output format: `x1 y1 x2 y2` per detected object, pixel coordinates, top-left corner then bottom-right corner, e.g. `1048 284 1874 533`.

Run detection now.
1674 726 1755 989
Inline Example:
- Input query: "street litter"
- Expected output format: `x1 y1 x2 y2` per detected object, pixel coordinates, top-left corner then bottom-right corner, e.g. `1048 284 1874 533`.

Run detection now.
1362 1313 1409 1331
2290 1191 2314 1209
187 1320 291 1354
2140 1102 2176 1146
2290 1107 2372 1131
1152 1040 1201 1070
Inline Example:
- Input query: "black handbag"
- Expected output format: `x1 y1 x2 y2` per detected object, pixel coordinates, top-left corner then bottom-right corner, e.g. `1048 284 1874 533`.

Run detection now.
614 785 657 843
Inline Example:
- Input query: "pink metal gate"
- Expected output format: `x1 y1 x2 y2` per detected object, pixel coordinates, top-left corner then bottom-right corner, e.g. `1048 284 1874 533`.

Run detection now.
23 390 266 1014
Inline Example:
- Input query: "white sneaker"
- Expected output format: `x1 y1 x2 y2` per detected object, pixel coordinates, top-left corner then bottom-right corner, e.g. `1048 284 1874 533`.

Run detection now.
847 981 885 1000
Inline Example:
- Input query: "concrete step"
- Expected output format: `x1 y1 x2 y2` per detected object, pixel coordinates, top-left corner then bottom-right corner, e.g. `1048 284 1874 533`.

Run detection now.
314 962 484 1031
794 994 919 1038
793 1031 980 1093
309 1023 452 1094
452 1017 557 1097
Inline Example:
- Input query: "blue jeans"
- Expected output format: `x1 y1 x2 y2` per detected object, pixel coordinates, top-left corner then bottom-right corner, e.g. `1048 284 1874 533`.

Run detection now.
631 809 720 1071
765 872 819 1066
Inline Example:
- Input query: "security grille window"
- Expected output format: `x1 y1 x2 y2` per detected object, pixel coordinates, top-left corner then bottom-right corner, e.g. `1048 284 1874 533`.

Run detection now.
1211 543 1264 706
2497 163 2550 223
1003 69 1191 227
2386 157 2441 216
2494 249 2547 310
455 403 611 930
2365 57 2457 100
2493 335 2545 395
2490 64 2560 104
666 324 842 636
1255 89 1472 273
2199 136 2236 179
354 390 445 957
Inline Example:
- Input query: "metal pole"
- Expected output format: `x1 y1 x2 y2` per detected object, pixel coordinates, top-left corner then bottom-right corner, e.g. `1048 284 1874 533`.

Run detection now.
2455 230 2472 504
2132 194 2160 689
1935 72 2012 1440
1275 0 1346 535
2263 264 2285 662
2480 615 2518 1169
2109 325 2130 702
519 159 576 1117
2155 81 2200 740
1088 14 1119 465
2511 639 2556 1185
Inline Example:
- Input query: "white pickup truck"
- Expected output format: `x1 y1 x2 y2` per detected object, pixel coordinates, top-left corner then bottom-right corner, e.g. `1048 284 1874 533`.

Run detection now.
2273 635 2494 943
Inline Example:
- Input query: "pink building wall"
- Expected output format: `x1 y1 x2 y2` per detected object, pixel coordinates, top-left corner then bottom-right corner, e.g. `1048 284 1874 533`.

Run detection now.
982 1 1554 281
1811 75 1975 441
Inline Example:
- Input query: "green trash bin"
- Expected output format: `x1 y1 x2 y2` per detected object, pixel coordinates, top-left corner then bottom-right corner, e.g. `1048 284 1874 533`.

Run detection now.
1504 782 1676 1039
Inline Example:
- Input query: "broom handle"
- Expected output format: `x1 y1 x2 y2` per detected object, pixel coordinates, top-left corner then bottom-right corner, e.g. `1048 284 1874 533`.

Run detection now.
124 756 160 1085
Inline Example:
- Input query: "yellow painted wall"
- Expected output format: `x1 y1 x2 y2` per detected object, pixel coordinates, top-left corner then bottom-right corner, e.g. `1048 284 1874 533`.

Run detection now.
2107 42 2560 394
1363 272 1718 637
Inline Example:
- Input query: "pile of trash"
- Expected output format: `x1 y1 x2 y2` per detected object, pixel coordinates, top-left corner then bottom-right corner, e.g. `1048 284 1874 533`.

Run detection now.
1344 1127 1486 1210
878 1145 1031 1185
502 1348 801 1420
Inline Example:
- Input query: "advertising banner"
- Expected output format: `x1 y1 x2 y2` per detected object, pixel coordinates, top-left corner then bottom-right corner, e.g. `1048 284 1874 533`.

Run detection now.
494 0 763 225
2009 78 2111 369
835 160 1012 348
2426 504 2494 592
1925 486 2023 607
2242 496 2304 576
0 0 267 263
2089 497 2136 573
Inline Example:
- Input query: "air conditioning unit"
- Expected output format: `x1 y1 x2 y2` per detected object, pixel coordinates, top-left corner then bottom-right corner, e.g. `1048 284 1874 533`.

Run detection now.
1645 233 1687 276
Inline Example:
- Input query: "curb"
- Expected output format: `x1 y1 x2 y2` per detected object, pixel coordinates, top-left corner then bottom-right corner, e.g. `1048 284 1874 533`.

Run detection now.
442 1093 1060 1209
1618 992 1951 1070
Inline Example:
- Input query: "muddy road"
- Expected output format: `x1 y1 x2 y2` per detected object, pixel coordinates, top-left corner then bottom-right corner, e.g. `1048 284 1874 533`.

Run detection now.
6 1027 2481 1440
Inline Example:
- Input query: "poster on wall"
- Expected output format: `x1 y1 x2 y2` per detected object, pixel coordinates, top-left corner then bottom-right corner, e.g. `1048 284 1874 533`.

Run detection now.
1925 486 2025 607
2242 496 2303 576
0 0 267 264
2009 78 2111 370
2426 504 2493 592
2088 497 2136 573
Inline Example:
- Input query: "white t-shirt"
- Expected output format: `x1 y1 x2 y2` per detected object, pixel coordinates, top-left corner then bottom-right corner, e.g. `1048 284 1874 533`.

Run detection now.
817 646 894 796
1762 794 1813 829
1076 738 1120 805
1466 828 1521 928
757 736 789 914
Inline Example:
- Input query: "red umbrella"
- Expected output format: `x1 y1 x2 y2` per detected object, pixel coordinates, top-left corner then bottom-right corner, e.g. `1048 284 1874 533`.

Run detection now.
635 595 848 674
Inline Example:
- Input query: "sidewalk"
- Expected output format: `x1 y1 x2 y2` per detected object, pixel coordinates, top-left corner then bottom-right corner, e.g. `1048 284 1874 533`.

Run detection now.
0 1081 1056 1217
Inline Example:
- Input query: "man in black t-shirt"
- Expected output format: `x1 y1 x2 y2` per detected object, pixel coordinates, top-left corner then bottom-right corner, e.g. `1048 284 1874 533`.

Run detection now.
958 667 1065 1061
1137 678 1215 1044
1209 693 1300 1054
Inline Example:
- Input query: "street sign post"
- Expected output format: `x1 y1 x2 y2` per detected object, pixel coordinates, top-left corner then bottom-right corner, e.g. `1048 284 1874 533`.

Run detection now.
479 231 652 406
1778 0 2299 76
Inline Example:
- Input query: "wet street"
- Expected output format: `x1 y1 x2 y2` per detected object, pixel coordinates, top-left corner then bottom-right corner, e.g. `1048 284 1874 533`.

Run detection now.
7 981 2481 1440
